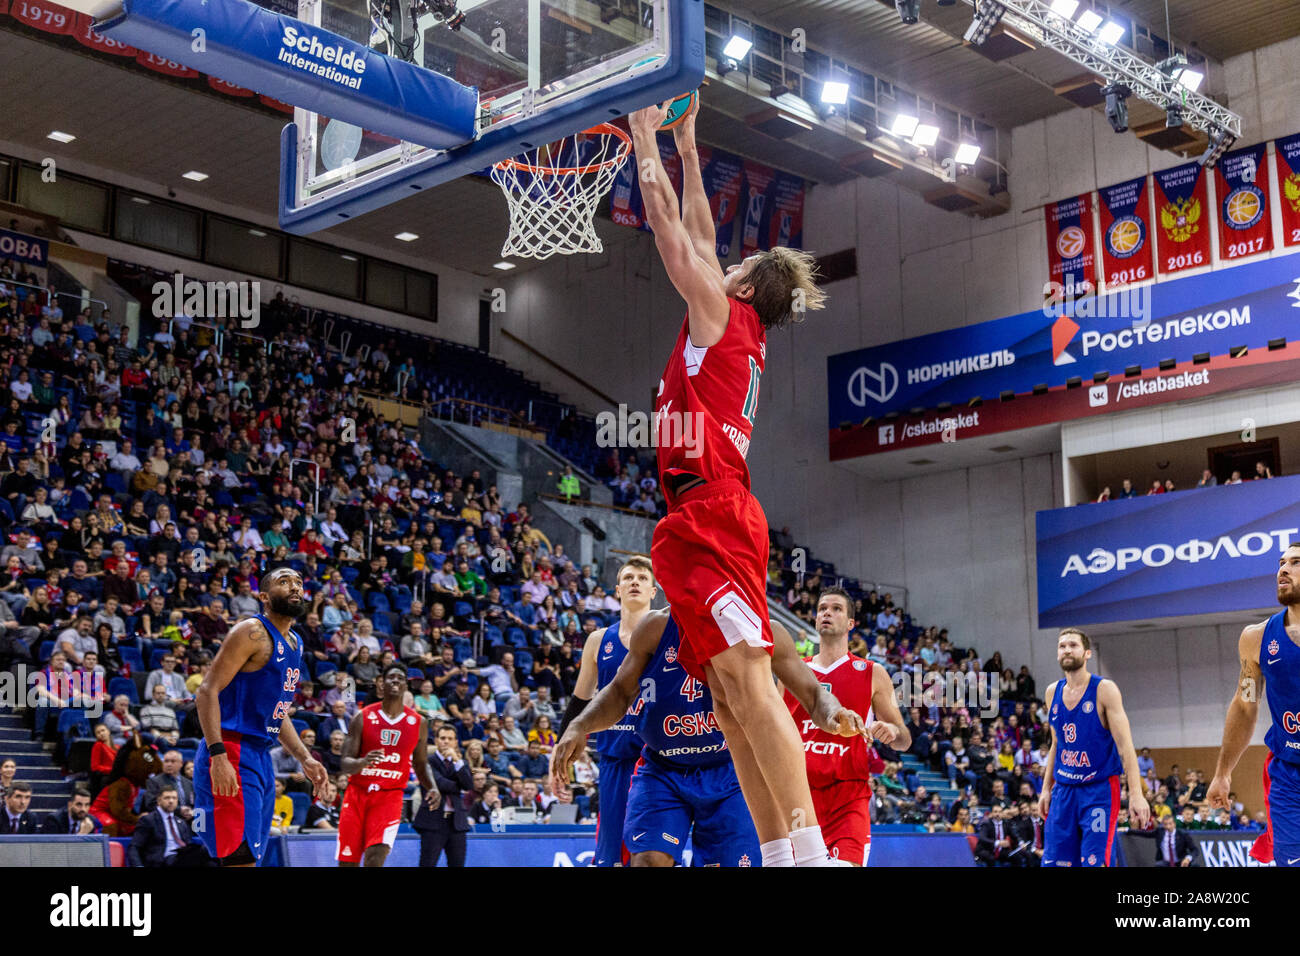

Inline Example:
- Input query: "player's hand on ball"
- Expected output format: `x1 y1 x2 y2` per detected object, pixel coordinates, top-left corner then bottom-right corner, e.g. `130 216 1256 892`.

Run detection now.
1206 775 1231 810
866 721 897 746
1129 792 1151 829
302 757 329 796
630 102 671 136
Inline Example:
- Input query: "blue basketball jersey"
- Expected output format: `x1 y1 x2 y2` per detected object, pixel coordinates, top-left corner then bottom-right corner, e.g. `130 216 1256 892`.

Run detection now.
218 613 303 740
630 615 730 770
592 620 643 760
1262 610 1300 766
1049 674 1121 785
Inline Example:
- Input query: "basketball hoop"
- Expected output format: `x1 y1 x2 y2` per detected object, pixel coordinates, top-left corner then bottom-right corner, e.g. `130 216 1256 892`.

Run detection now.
491 123 633 260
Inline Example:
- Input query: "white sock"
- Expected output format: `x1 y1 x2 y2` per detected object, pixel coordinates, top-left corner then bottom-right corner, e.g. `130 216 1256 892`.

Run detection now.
790 825 832 867
760 838 795 868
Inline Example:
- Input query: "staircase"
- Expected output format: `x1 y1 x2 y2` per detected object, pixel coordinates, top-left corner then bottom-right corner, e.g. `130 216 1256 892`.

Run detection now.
897 752 962 808
0 707 69 813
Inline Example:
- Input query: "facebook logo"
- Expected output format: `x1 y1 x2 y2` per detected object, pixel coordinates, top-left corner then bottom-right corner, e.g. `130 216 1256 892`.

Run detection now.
878 424 895 445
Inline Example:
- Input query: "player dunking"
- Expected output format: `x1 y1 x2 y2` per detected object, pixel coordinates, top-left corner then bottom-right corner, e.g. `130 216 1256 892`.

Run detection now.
551 606 865 866
629 95 830 865
559 556 656 866
1039 627 1150 866
337 665 440 866
1208 542 1300 865
195 567 327 866
783 587 910 866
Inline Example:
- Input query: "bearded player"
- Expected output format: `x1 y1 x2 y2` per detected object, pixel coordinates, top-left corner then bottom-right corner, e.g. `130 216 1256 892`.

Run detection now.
552 606 864 867
559 556 656 866
630 94 830 864
1039 628 1150 866
337 665 440 866
195 567 327 866
783 587 909 866
1208 542 1300 865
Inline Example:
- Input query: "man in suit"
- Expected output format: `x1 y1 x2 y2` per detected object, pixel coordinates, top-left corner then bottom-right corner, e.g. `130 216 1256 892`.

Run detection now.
412 725 472 867
975 803 1017 866
1149 813 1199 867
40 786 101 835
0 782 39 834
142 750 195 814
128 784 204 866
318 700 351 739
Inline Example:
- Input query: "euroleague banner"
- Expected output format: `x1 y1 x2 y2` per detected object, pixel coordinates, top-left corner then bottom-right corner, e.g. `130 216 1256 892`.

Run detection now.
1153 162 1212 276
828 251 1300 459
1045 193 1097 288
1274 133 1300 249
609 142 804 254
1098 176 1154 287
1035 474 1300 627
1215 144 1274 263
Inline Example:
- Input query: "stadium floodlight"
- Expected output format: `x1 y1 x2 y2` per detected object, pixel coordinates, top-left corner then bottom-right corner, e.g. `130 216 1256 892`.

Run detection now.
821 81 850 105
911 124 940 147
954 142 982 165
1102 83 1130 133
964 0 1006 44
1198 128 1236 169
896 0 920 24
723 35 752 60
1096 20 1125 45
890 113 920 137
1075 9 1102 32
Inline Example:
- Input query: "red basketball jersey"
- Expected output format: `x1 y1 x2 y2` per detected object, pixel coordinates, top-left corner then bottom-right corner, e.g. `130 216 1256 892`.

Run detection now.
355 703 421 792
655 298 766 509
784 654 878 788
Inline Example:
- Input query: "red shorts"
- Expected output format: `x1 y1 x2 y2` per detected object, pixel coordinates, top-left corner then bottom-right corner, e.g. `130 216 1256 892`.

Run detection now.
650 479 773 683
812 779 872 866
336 786 404 862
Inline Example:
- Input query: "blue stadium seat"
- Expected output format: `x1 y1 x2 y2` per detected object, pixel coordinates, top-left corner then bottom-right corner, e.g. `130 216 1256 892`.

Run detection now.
340 566 361 584
367 592 390 613
118 646 144 673
56 708 88 735
289 791 310 826
108 677 138 705
149 647 170 670
315 661 337 676
407 668 424 681
292 719 309 736
103 473 126 494
453 601 473 620
515 650 533 673
38 640 54 662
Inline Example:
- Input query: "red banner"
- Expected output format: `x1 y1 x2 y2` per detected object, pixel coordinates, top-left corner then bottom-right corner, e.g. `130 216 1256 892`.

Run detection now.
208 76 255 97
1153 161 1211 275
1274 133 1300 248
1215 143 1273 262
73 12 135 56
740 161 775 258
0 0 11 16
1098 176 1153 288
1044 193 1097 289
259 95 295 115
9 0 73 34
136 49 199 78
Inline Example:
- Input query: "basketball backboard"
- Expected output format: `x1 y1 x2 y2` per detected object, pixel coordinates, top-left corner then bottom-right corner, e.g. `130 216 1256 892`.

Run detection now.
278 0 703 234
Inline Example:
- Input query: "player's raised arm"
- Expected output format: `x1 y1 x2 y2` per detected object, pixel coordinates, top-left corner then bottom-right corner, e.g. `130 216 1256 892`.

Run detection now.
1038 682 1058 818
628 104 730 348
196 618 261 797
770 621 863 738
559 626 606 735
1097 679 1150 828
671 97 724 282
1209 623 1266 809
550 611 668 794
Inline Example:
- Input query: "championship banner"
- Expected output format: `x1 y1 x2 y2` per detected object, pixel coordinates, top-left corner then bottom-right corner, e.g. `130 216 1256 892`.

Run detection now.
1045 193 1097 289
0 228 50 267
73 12 135 55
1215 143 1273 262
208 76 256 96
1035 474 1300 627
768 169 805 251
259 94 296 114
608 153 644 230
740 161 776 258
1098 176 1154 287
136 49 200 77
1274 133 1300 248
1153 161 1211 275
698 145 743 259
9 0 73 33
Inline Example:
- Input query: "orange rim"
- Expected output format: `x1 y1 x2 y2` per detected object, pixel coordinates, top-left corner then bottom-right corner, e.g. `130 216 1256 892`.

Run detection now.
494 123 633 176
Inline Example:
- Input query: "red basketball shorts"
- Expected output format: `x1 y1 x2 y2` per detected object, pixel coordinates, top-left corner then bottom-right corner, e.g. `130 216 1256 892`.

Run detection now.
336 786 404 861
650 479 773 683
812 778 873 866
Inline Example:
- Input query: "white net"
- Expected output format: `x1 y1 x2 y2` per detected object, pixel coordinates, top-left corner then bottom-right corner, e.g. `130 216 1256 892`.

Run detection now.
491 124 633 259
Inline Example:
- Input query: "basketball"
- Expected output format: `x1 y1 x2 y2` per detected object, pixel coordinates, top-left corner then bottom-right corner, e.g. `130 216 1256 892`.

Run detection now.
660 90 698 131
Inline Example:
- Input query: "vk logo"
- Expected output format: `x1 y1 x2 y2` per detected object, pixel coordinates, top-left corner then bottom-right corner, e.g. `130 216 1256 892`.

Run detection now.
848 363 899 407
1088 384 1109 407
